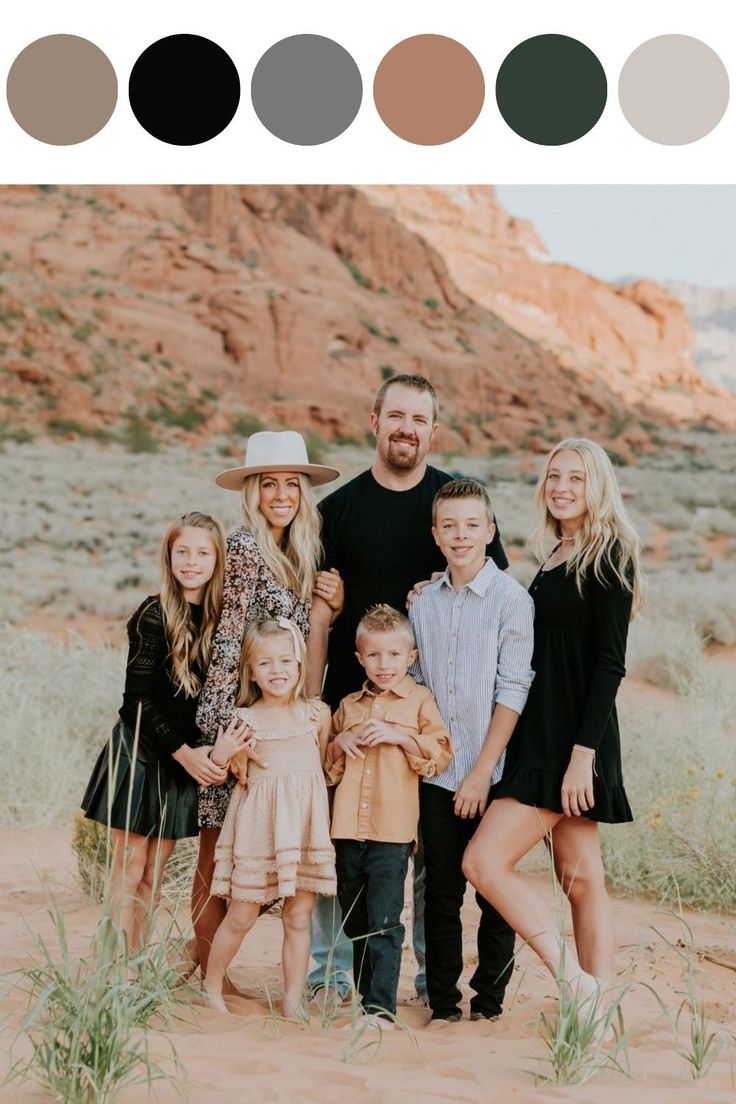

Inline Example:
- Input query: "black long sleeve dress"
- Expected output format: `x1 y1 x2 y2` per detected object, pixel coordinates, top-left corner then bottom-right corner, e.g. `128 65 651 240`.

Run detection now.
81 596 202 839
491 554 633 823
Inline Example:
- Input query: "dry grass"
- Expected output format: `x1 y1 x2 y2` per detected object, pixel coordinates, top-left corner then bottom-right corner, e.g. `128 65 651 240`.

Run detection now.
602 663 736 910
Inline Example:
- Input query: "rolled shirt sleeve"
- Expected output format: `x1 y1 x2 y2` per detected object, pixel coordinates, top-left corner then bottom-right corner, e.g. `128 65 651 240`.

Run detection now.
493 589 536 715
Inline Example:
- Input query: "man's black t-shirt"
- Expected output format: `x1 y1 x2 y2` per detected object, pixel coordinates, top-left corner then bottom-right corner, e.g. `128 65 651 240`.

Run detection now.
318 466 509 709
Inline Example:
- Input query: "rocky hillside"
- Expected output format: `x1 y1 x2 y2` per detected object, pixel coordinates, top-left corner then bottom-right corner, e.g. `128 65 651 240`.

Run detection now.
1 184 734 458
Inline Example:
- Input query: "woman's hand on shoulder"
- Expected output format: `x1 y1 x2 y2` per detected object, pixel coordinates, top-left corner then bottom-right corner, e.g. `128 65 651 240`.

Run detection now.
314 568 344 615
560 747 595 816
406 572 443 610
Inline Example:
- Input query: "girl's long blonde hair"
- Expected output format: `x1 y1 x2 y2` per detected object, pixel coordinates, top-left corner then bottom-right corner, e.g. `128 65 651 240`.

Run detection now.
529 438 645 618
240 472 321 599
236 618 308 707
159 511 226 695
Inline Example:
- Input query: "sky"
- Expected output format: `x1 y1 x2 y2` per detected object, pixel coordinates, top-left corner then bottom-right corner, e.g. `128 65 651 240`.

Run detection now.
495 186 736 289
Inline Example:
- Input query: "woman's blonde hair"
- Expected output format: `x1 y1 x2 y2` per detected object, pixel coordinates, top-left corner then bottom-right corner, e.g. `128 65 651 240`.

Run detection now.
529 438 645 617
236 618 307 707
240 472 321 598
159 511 226 695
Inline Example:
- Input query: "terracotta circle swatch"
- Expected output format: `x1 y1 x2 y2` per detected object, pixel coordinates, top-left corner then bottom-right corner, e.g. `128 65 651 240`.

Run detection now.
7 34 117 145
374 35 485 145
129 34 240 146
496 34 607 145
251 34 362 146
619 35 729 145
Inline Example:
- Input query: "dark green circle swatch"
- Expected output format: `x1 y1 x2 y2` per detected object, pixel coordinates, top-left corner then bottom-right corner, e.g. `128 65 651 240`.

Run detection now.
496 34 607 145
129 34 240 146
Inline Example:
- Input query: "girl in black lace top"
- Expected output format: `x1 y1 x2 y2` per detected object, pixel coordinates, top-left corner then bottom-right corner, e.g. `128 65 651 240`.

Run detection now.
81 512 252 952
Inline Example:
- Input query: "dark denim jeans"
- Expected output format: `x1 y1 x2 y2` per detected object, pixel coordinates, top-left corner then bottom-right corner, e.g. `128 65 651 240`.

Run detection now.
334 839 411 1016
420 783 515 1018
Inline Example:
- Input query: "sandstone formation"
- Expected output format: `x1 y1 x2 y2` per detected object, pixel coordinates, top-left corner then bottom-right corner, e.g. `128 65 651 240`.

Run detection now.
0 184 734 458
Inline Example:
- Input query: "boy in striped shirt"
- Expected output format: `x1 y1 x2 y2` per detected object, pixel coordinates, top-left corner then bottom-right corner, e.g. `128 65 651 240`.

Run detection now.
409 479 535 1024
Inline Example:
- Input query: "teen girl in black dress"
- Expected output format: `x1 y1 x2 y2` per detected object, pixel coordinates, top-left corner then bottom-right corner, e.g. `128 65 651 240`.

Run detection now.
82 511 252 952
463 438 644 1009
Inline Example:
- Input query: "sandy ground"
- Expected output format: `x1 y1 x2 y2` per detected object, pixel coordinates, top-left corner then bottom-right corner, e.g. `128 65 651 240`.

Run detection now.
1 828 734 1104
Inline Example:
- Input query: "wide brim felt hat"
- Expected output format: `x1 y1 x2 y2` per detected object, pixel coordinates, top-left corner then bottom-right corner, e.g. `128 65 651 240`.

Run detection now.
215 430 340 490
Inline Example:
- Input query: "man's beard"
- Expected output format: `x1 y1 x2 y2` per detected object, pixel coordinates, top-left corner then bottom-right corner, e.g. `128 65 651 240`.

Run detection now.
383 435 420 472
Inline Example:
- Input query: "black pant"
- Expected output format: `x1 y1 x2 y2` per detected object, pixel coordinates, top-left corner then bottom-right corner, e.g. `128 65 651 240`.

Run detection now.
420 783 515 1018
334 839 411 1016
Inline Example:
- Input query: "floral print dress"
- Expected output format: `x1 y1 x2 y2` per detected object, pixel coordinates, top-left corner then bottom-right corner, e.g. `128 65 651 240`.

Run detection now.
195 525 311 829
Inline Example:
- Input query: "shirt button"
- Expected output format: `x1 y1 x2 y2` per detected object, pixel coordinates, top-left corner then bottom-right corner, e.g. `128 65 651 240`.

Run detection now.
365 768 372 776
361 802 368 810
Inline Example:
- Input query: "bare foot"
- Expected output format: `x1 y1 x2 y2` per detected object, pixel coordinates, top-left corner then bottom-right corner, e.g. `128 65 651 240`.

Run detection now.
282 998 309 1023
573 970 601 1008
202 984 228 1013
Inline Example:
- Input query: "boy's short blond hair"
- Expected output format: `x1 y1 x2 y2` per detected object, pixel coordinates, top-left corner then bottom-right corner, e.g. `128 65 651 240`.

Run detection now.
355 603 416 648
432 478 494 525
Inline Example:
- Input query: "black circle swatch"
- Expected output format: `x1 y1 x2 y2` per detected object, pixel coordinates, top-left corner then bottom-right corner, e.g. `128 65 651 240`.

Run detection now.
129 34 240 145
496 34 607 146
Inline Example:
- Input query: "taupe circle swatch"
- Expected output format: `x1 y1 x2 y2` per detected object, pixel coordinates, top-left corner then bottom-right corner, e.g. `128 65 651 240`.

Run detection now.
251 35 362 146
7 34 117 145
619 35 729 145
374 35 484 145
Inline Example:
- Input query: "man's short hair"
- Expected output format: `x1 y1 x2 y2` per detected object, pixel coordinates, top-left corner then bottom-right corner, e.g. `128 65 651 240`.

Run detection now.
356 603 416 647
432 478 494 525
373 374 439 422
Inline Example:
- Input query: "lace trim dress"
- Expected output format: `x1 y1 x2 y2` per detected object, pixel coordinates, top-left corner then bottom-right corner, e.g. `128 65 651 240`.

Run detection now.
81 596 200 840
491 554 634 824
211 700 336 904
195 525 311 829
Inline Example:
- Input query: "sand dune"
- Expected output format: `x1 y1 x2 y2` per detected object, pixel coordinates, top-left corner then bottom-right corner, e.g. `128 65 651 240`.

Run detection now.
1 828 734 1103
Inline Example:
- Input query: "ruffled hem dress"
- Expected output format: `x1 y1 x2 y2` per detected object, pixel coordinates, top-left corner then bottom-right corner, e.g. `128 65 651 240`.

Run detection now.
492 553 634 825
211 700 336 904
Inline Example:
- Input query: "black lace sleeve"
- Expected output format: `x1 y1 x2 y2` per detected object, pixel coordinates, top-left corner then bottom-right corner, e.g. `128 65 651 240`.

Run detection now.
119 598 185 757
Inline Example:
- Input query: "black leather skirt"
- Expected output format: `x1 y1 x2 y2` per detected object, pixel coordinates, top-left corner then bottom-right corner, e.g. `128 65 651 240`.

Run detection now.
81 718 198 840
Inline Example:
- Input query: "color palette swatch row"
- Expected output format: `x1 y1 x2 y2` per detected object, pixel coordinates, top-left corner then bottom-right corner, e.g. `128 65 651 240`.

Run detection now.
6 32 730 148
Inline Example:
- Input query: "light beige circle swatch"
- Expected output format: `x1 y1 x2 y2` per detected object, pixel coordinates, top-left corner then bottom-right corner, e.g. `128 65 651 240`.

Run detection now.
7 34 118 145
374 34 484 145
619 34 729 145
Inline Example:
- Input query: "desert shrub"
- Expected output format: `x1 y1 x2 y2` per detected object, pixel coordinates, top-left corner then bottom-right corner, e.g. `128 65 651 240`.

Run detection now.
0 627 123 826
626 615 705 692
601 666 736 910
645 568 736 647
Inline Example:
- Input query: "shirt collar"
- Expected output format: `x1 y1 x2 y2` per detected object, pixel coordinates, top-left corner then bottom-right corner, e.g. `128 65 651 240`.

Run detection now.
438 556 499 596
359 673 415 700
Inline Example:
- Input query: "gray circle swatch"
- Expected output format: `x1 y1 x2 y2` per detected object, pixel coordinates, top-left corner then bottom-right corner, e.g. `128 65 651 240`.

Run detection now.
7 34 117 145
619 35 729 145
251 34 362 145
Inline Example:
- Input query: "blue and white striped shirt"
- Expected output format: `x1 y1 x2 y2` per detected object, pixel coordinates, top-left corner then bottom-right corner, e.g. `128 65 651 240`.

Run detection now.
409 558 535 793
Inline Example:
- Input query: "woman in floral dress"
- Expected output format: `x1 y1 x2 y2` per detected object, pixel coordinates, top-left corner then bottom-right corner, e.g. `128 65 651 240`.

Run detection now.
192 431 342 976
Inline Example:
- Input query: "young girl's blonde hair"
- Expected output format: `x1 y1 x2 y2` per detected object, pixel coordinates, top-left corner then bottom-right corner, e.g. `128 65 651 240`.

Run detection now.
159 511 226 695
529 438 645 618
240 473 321 599
236 618 307 707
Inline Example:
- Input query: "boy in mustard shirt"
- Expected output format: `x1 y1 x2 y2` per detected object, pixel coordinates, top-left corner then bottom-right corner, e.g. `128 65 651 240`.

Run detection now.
325 604 451 1026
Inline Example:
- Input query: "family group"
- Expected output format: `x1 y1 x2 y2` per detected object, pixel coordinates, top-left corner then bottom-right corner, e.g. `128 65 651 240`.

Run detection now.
81 374 644 1029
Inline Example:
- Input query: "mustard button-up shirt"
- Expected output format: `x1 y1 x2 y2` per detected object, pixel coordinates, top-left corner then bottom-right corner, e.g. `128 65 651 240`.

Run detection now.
326 675 452 844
